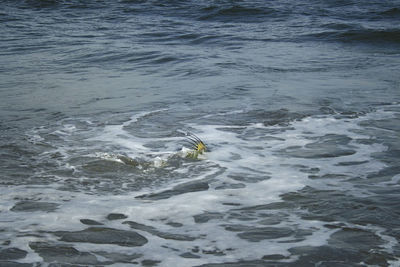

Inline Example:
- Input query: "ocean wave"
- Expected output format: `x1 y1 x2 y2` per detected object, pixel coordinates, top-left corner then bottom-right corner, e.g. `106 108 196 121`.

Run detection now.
378 7 400 17
306 28 400 45
198 4 281 22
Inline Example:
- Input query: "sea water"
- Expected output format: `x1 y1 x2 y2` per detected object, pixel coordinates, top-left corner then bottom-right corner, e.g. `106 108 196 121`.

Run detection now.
1 0 400 266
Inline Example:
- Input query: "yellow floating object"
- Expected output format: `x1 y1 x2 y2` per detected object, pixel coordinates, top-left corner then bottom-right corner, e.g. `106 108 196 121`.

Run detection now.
184 132 207 159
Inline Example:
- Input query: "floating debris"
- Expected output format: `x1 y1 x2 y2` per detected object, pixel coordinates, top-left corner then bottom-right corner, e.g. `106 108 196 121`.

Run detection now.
183 132 207 159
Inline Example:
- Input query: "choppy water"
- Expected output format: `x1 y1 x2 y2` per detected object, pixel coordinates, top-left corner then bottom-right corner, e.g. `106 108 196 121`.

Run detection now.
1 0 400 266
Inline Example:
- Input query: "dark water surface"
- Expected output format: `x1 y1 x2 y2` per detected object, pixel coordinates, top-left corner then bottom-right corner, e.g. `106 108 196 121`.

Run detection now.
1 0 400 266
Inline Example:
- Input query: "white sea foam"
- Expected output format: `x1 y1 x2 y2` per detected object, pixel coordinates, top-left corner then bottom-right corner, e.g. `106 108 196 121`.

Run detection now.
2 107 398 266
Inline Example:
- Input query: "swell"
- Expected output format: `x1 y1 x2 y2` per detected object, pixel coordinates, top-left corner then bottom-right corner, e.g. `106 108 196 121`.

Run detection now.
379 7 400 17
198 4 284 22
305 27 400 45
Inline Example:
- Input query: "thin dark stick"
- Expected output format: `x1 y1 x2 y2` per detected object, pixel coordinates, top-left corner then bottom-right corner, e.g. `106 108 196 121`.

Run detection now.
188 133 203 143
186 136 200 145
183 139 198 149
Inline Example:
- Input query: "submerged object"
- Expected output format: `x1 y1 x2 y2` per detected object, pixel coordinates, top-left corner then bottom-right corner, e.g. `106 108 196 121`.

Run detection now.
183 132 207 159
96 132 208 169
